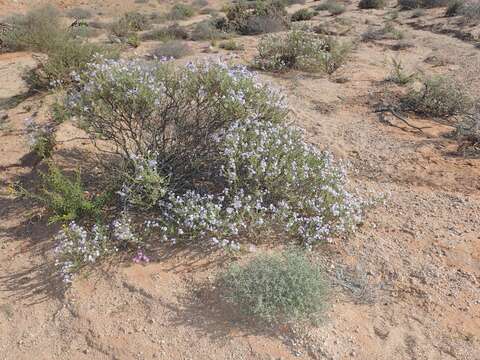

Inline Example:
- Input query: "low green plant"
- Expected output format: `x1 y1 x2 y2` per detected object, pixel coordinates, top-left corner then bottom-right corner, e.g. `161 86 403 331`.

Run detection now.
402 75 472 117
126 33 141 48
219 250 326 323
361 23 404 42
31 128 56 160
359 0 386 9
291 8 316 21
18 164 107 223
327 3 346 15
254 29 350 73
219 39 244 50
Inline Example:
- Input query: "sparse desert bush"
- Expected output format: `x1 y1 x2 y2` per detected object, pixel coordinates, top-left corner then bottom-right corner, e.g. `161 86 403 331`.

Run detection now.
398 0 448 9
386 58 416 85
69 24 101 39
190 20 227 41
110 11 150 38
193 0 210 8
126 33 141 47
0 5 65 52
168 3 195 20
141 23 189 41
219 250 326 323
151 41 191 58
327 2 346 15
411 8 426 16
402 75 472 117
359 0 386 9
254 29 351 73
455 106 480 155
66 7 93 19
291 8 316 21
361 23 404 41
223 0 289 35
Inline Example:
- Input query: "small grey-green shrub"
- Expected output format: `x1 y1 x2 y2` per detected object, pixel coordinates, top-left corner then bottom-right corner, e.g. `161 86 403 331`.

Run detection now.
359 0 386 9
459 2 480 21
328 3 346 15
1 5 64 52
219 250 326 323
402 76 472 117
168 3 195 20
361 23 404 41
151 41 191 59
291 8 316 21
223 0 289 35
254 29 350 73
190 20 227 41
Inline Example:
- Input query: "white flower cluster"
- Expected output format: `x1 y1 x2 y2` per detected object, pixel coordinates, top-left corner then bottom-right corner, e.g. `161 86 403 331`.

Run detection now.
54 222 110 283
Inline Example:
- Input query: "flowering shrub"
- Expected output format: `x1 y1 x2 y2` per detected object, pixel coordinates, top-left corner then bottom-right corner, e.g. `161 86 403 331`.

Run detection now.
56 59 363 284
219 250 326 323
254 29 350 73
68 59 287 184
142 118 361 248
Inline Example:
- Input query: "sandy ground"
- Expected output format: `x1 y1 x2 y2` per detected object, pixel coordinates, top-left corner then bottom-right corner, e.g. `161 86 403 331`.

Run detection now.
0 0 479 359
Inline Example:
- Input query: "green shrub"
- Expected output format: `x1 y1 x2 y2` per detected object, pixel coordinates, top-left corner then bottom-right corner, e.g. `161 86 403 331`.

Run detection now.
219 250 326 323
19 164 106 223
66 7 93 19
254 29 350 73
402 76 472 117
223 0 289 35
0 5 65 52
168 3 195 20
151 41 191 59
291 8 316 21
359 0 386 9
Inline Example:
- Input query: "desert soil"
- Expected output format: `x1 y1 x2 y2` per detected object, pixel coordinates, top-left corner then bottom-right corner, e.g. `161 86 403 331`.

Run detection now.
0 0 479 359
